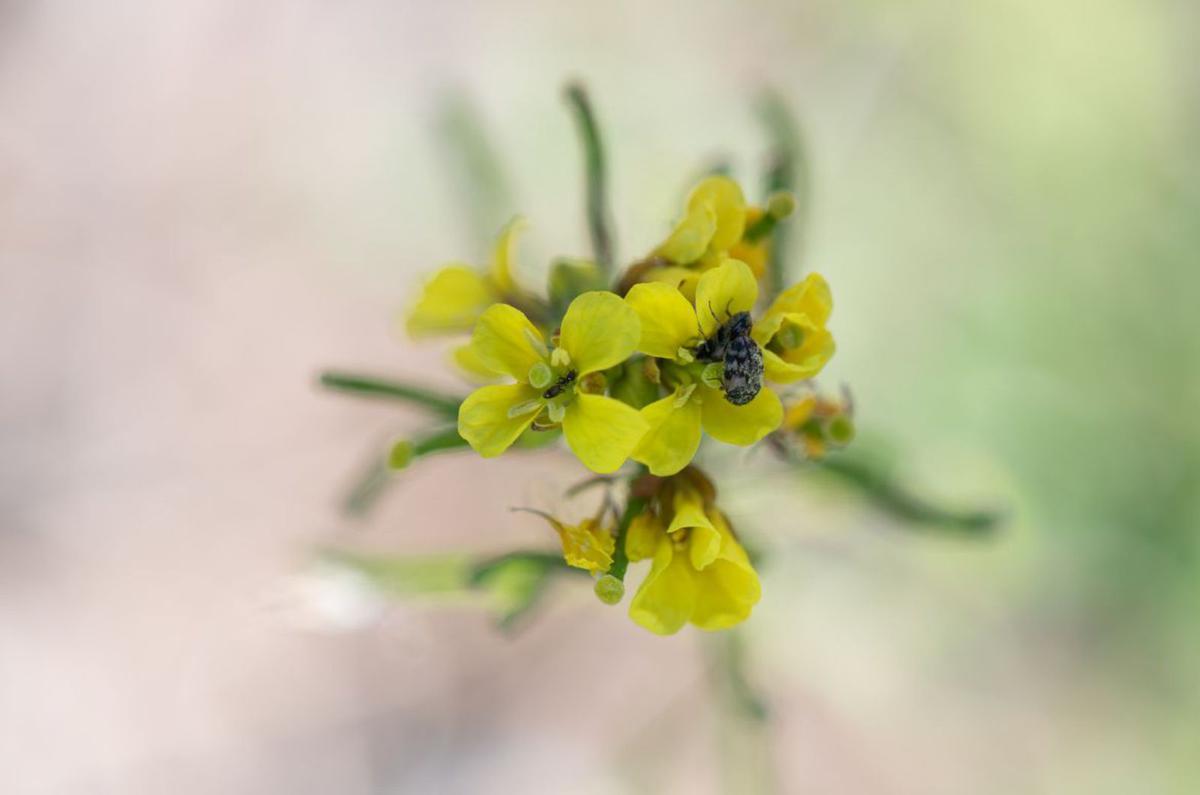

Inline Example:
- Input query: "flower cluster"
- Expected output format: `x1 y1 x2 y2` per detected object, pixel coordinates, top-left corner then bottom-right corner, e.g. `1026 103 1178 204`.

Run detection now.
403 172 841 634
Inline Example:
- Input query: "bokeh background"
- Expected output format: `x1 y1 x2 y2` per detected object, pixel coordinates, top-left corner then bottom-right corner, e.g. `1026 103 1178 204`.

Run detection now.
2 0 1198 792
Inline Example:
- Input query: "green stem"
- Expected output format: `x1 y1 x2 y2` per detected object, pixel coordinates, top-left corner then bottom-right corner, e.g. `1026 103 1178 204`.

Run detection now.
607 492 647 583
743 212 778 244
319 371 462 418
342 453 391 517
412 426 469 457
818 455 1003 536
468 550 580 584
758 91 810 297
564 82 615 274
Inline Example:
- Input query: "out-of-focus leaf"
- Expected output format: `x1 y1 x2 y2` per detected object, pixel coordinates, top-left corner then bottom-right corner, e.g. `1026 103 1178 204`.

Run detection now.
319 371 462 418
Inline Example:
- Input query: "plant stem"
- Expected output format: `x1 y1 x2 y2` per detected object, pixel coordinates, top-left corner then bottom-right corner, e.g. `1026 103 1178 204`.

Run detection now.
411 426 470 457
758 91 810 297
818 455 1003 535
319 371 462 418
607 493 646 584
564 82 615 274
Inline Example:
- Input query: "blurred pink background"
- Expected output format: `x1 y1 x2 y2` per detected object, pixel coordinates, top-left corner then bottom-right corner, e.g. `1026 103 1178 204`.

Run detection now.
3 1 1197 793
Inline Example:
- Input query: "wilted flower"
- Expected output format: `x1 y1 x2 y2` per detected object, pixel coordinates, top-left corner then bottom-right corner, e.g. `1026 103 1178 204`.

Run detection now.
780 386 855 459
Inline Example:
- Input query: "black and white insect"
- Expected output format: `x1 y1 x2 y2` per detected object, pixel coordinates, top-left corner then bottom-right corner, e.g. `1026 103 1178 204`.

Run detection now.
541 369 577 399
693 310 763 406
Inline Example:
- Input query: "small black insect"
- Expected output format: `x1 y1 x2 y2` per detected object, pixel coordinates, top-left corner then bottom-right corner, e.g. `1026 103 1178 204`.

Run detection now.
542 369 577 399
693 310 763 406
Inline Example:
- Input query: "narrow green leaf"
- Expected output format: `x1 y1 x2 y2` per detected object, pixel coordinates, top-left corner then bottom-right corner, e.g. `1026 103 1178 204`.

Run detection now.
319 371 462 418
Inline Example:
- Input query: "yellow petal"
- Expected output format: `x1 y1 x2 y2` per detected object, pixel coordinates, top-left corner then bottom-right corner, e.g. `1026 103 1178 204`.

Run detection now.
773 336 835 382
625 283 702 360
559 291 642 375
730 207 769 279
686 176 746 252
750 310 784 347
451 342 501 382
688 522 722 571
699 384 782 446
457 383 542 457
644 265 702 303
562 394 648 474
656 202 716 264
690 513 761 631
626 511 665 563
406 265 494 337
628 538 696 636
695 259 758 337
762 348 804 383
767 272 833 326
757 313 836 382
632 390 703 476
488 216 526 296
666 487 713 536
552 517 615 574
470 304 547 380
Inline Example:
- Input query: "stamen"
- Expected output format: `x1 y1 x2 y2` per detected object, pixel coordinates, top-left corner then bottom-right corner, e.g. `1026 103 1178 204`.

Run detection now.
507 399 543 419
673 383 697 408
524 327 550 358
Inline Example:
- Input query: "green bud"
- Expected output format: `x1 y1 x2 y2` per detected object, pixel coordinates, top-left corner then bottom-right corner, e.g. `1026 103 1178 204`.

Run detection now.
827 416 856 445
388 440 413 470
528 361 553 389
767 190 797 219
594 574 625 605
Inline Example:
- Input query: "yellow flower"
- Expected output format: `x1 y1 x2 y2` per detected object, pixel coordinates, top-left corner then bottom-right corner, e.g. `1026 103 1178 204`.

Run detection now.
752 273 835 382
626 480 760 635
654 176 747 266
624 259 784 476
406 217 527 337
729 206 770 279
457 291 648 473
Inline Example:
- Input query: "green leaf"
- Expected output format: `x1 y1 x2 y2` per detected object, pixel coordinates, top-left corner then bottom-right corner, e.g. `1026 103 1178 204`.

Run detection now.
319 371 463 418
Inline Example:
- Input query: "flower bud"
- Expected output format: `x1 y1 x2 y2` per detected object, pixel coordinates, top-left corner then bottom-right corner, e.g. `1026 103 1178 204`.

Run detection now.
767 190 797 219
388 440 413 470
594 574 624 605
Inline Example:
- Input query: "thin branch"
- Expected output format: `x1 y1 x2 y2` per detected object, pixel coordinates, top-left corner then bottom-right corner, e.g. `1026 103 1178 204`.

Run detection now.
564 82 615 274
